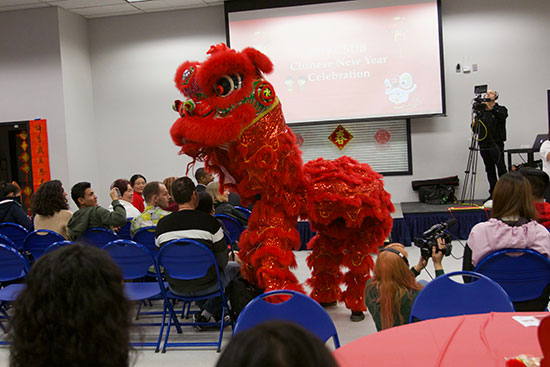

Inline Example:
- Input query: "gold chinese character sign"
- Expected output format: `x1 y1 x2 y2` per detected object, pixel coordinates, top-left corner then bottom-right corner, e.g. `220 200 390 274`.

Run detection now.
328 124 353 150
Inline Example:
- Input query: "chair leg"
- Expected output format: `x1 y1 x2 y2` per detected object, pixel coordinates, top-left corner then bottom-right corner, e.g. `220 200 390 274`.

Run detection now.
156 300 168 353
136 300 143 320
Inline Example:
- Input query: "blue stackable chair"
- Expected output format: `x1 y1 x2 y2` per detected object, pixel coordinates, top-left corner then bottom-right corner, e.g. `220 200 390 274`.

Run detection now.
23 229 65 260
132 226 158 255
0 243 30 340
234 290 341 349
215 214 244 244
156 239 233 353
475 248 550 306
44 240 74 255
409 271 514 323
103 239 162 348
117 219 133 240
81 227 119 248
234 206 251 219
0 234 16 249
0 222 29 251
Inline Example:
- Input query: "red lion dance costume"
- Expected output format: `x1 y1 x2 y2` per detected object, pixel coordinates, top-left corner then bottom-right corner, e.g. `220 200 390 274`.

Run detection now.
170 44 394 318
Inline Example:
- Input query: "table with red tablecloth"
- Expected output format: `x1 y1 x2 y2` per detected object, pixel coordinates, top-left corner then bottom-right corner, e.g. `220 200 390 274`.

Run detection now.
333 312 548 367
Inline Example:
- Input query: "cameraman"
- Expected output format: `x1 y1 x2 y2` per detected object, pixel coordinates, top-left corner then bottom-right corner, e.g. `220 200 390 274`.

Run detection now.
364 240 446 331
473 90 508 200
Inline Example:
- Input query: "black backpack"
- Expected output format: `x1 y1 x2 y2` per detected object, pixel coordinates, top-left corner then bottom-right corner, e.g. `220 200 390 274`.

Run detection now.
418 184 456 205
226 277 263 321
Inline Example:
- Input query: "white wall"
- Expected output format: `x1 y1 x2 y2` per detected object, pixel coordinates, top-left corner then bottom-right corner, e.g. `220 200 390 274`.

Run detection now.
1 0 549 206
88 6 225 206
58 7 100 211
383 0 550 202
0 7 69 187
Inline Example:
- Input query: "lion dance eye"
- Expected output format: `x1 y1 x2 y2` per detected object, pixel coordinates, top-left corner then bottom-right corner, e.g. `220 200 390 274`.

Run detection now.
214 74 242 97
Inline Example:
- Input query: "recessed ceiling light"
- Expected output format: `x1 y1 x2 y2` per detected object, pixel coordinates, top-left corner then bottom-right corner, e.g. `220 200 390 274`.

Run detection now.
126 0 150 3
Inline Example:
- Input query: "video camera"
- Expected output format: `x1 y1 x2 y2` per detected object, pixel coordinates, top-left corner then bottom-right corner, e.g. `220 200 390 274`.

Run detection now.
472 84 490 112
413 218 456 260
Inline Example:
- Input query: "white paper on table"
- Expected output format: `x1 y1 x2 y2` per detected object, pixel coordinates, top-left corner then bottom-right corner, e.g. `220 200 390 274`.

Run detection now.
512 316 547 327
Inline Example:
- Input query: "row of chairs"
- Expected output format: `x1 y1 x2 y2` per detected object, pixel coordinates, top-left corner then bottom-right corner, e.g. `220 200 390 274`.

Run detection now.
410 248 550 322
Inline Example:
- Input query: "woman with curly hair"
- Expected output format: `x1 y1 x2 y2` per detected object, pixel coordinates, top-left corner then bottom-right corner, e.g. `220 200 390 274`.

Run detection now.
30 180 72 239
9 244 132 367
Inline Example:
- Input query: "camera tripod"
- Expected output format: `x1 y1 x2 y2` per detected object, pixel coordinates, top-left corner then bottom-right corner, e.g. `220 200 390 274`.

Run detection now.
459 111 483 204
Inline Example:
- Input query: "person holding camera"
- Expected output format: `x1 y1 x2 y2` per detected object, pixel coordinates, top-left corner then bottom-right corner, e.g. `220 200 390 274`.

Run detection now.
365 240 446 332
463 172 550 310
473 90 508 200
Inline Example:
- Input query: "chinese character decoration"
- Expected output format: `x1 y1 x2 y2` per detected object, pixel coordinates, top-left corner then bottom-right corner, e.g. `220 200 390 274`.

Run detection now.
328 125 353 150
374 129 391 145
29 119 51 192
15 130 32 213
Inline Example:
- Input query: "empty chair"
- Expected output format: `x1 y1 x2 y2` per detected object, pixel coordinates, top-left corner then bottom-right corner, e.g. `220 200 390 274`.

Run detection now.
44 240 74 255
215 214 244 244
475 248 550 311
81 227 119 248
234 290 340 349
0 234 16 249
23 229 65 260
132 226 157 254
409 271 514 323
156 239 232 353
0 222 29 251
117 219 133 240
0 243 30 339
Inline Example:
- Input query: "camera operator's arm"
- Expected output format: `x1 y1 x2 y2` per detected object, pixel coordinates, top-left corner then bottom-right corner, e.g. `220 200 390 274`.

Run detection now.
492 104 508 121
411 256 428 277
431 238 445 277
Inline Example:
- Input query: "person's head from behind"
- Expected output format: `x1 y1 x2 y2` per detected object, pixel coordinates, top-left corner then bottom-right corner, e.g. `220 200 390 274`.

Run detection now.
195 167 214 186
143 181 171 209
206 181 229 203
197 192 215 215
492 172 538 220
130 174 147 194
369 243 421 329
0 181 20 199
162 176 178 202
216 321 337 367
172 176 197 207
9 244 131 367
30 179 68 216
111 179 134 203
71 182 97 208
519 168 549 202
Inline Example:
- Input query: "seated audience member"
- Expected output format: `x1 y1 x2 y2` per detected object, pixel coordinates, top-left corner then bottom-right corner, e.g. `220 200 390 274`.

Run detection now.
463 172 550 310
130 174 146 212
206 181 248 227
108 179 141 218
9 244 131 367
130 181 171 236
195 167 214 193
30 180 72 239
520 167 550 229
162 176 180 212
197 191 215 216
0 181 31 229
365 241 445 331
155 177 240 326
216 321 338 367
67 182 127 240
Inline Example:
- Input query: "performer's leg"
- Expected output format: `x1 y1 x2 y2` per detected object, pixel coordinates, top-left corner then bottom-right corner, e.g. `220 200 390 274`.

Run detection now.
306 234 343 304
341 241 375 314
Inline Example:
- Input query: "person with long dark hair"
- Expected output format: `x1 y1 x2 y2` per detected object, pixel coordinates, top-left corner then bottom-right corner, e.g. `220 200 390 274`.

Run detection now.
9 244 132 367
30 179 72 239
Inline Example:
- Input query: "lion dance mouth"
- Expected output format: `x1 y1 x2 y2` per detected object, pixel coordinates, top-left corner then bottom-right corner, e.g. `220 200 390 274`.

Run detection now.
170 43 394 312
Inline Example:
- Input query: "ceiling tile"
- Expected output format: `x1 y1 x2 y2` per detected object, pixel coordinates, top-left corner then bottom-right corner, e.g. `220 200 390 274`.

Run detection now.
164 0 203 7
0 2 48 11
70 3 141 17
0 0 41 6
130 0 171 11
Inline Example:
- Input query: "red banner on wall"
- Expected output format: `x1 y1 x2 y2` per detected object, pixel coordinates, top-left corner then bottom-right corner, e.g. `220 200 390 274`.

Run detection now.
29 119 51 191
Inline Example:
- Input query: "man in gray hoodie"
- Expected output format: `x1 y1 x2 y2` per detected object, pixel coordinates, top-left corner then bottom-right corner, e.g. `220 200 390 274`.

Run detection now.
67 182 126 240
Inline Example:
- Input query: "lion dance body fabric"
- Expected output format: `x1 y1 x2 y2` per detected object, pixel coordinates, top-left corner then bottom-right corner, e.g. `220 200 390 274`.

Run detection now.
170 44 394 313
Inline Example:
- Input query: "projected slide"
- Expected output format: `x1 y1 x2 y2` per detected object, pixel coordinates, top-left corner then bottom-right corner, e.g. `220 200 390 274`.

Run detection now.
228 1 443 123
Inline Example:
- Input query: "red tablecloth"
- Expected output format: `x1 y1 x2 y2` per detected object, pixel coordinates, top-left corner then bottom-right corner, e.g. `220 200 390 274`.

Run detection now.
334 312 548 367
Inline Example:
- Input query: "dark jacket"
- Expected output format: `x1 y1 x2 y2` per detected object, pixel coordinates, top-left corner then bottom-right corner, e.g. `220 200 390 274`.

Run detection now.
214 201 248 227
0 198 31 229
67 200 127 240
476 103 508 147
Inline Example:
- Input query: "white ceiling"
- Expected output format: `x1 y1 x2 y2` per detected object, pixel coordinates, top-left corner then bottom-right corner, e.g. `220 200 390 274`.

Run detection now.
0 0 225 18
